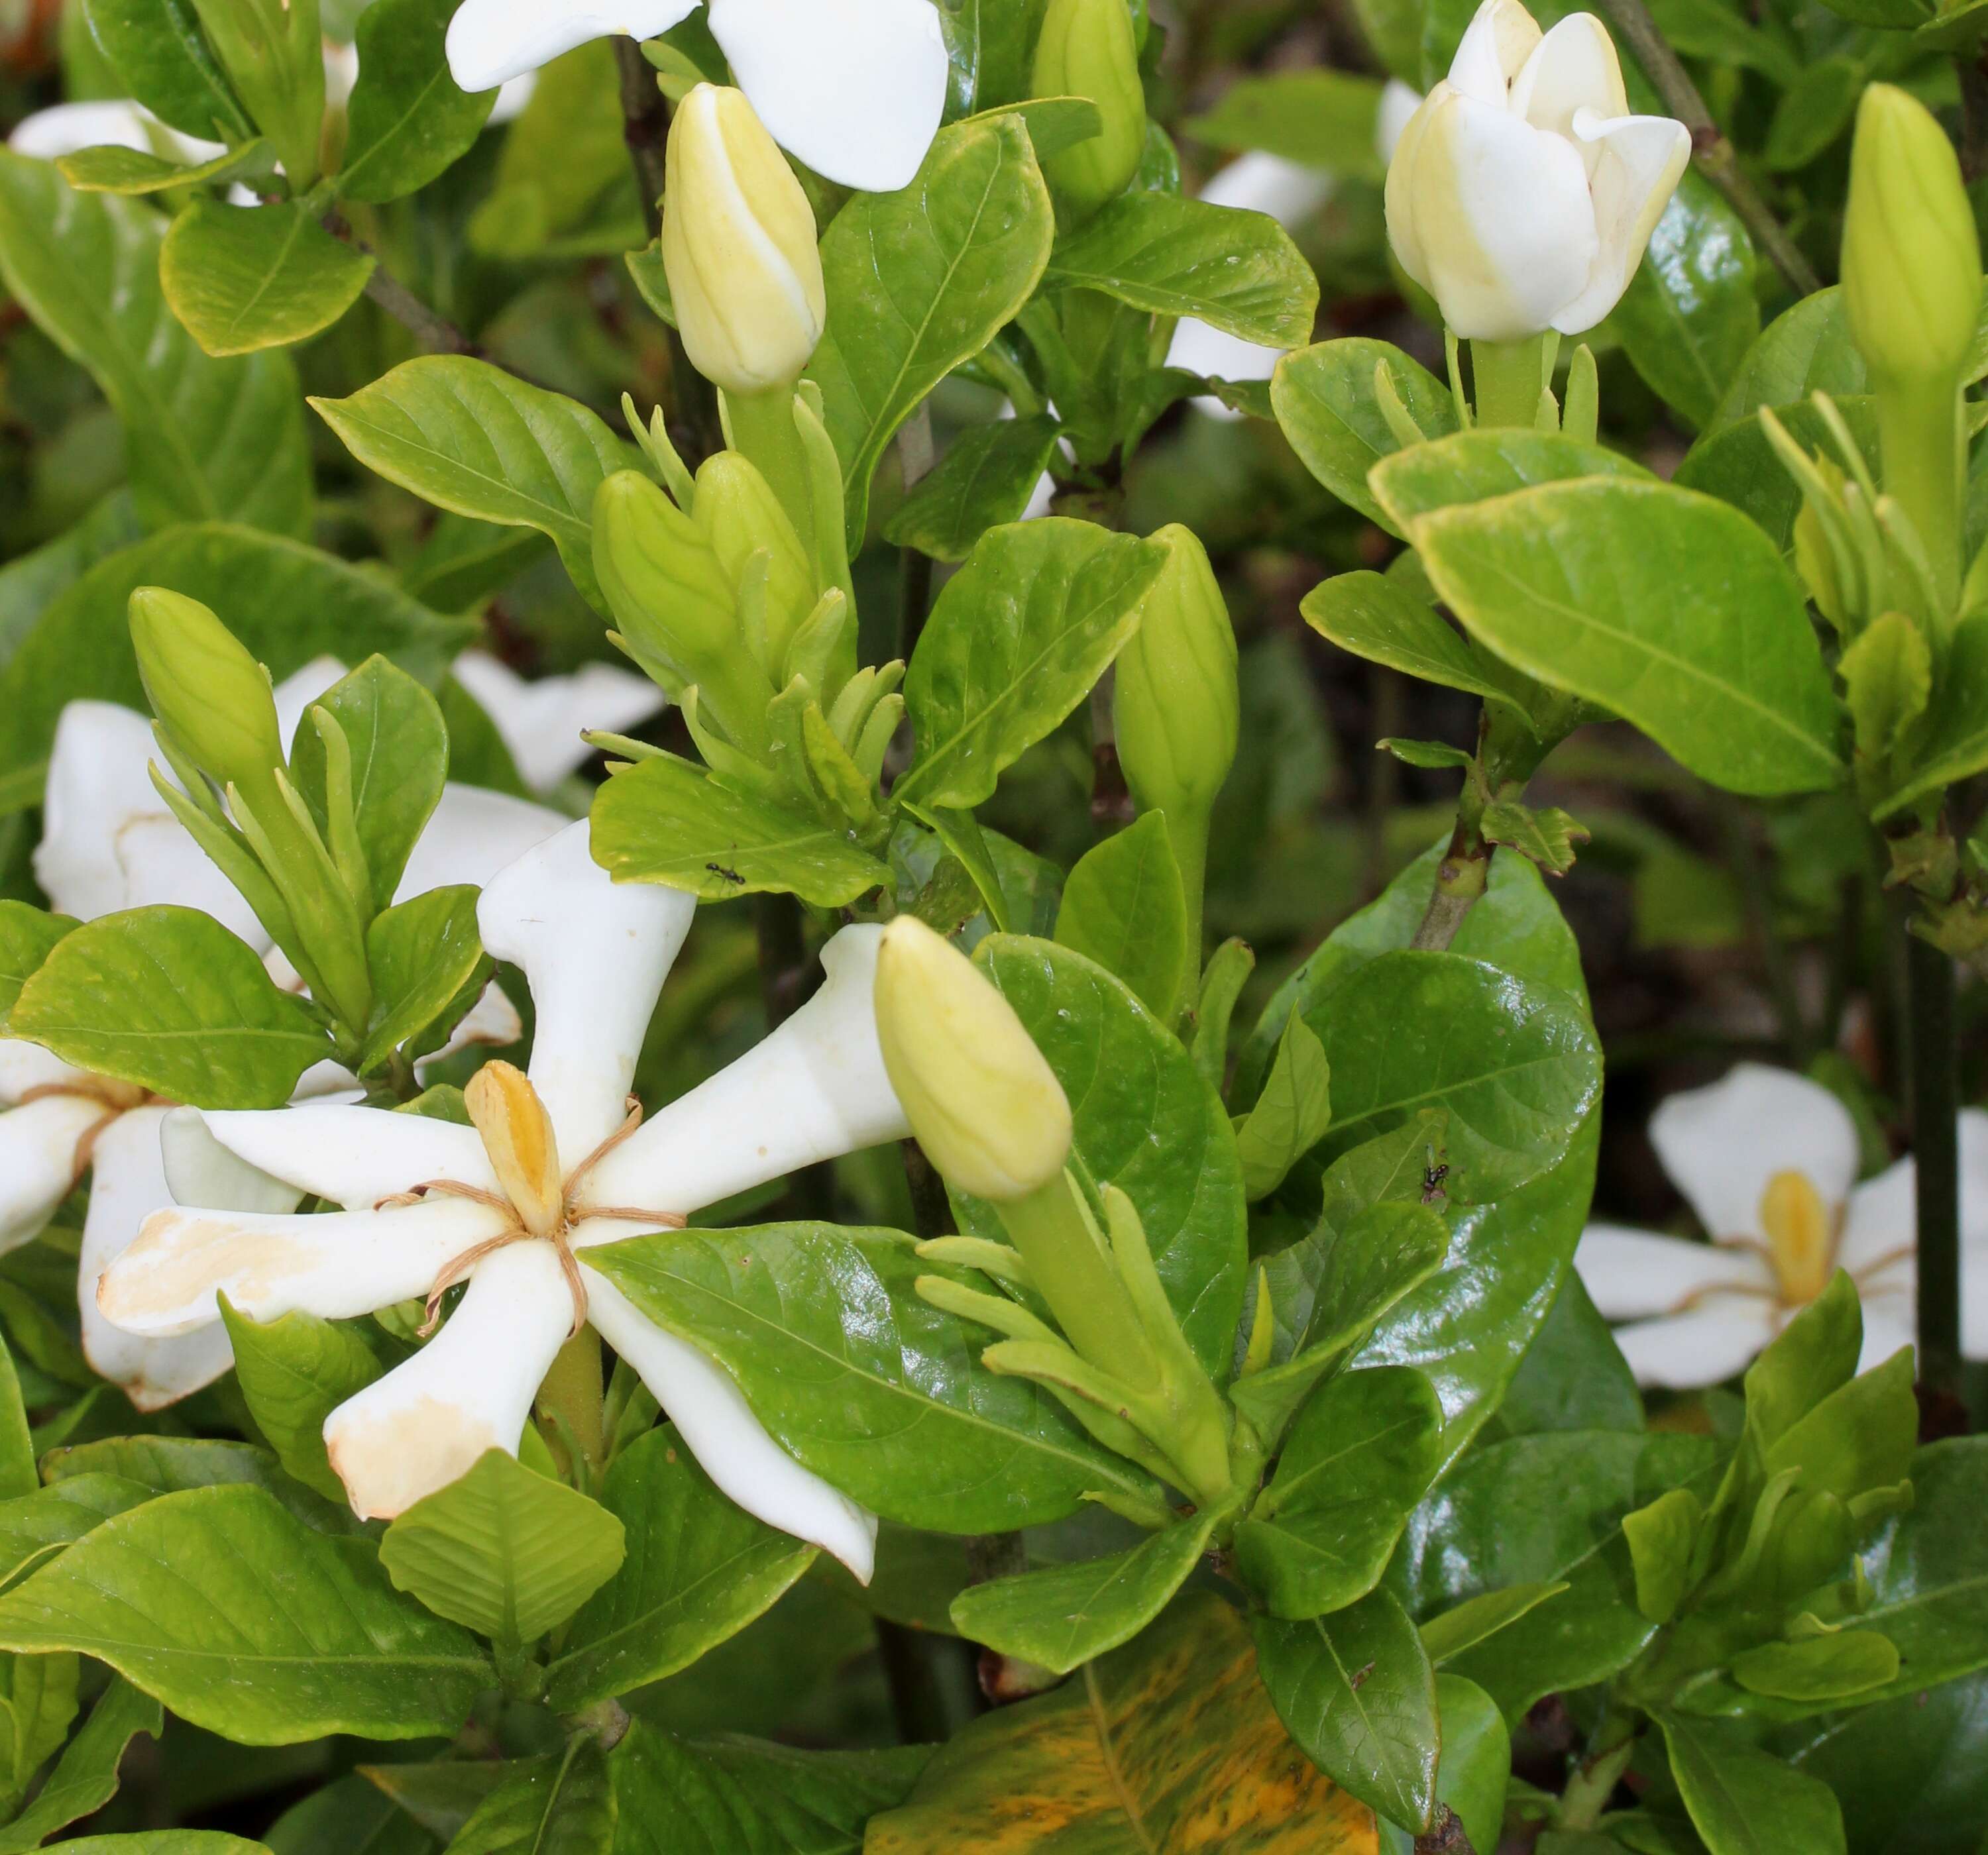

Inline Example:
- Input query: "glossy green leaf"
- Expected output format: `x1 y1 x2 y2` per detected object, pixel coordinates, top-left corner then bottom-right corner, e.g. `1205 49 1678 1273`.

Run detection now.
1237 1366 1443 1620
1853 1438 1988 1702
955 936 1248 1379
897 519 1167 811
808 113 1055 547
883 414 1064 564
0 154 312 537
1234 1014 1333 1202
1424 1675 1510 1855
361 886 489 1073
40 1436 360 1532
586 1224 1159 1532
1413 478 1845 796
545 1428 814 1712
1416 1581 1567 1665
0 1677 160 1854
56 138 269 196
589 755 891 907
159 201 376 357
948 1507 1221 1675
1044 193 1319 347
1184 70 1384 178
380 1449 625 1648
11 908 326 1108
1875 613 1988 816
0 1485 490 1742
1706 288 1869 433
1661 1715 1846 1855
0 1342 30 1509
1624 1485 1701 1624
1272 339 1461 535
219 1300 386 1502
1731 1632 1899 1703
1301 569 1533 723
79 0 250 141
1253 1586 1437 1832
0 1478 152 1591
1488 1271 1643 1440
1053 811 1190 1021
338 0 494 201
309 358 638 613
446 1738 615 1855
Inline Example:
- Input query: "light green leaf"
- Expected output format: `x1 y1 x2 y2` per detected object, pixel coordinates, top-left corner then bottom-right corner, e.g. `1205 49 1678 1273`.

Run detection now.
0 1654 77 1819
0 906 77 1023
1416 1582 1568 1665
1301 570 1533 723
0 1677 161 1854
0 1484 491 1742
1044 193 1320 347
309 357 639 613
1367 429 1647 531
1660 1715 1846 1855
219 1300 386 1503
1184 70 1384 178
40 1437 358 1532
445 1738 614 1855
545 1428 814 1713
1234 1014 1333 1201
380 1449 626 1648
0 154 312 537
56 138 268 196
337 0 494 202
897 520 1167 811
79 0 251 142
1053 811 1190 1021
1676 394 1881 551
0 1341 32 1507
882 414 1064 564
1875 613 1988 816
1730 1631 1899 1703
10 907 327 1108
159 201 375 357
361 886 489 1073
42 1838 271 1855
589 755 891 907
0 1478 154 1590
1623 1485 1702 1624
1706 288 1869 433
807 113 1055 549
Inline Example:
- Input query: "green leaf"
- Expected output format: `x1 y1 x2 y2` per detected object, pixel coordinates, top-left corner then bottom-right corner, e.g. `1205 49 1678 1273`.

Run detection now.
0 1342 32 1506
1706 288 1869 433
0 1478 154 1589
1184 70 1384 178
1416 1582 1568 1664
361 886 489 1073
1842 611 1932 771
545 1428 814 1713
1874 613 1988 816
42 1838 270 1855
0 1484 490 1743
0 154 312 537
1624 1485 1702 1624
1763 58 1862 171
159 201 376 357
948 1507 1221 1676
1852 1438 1988 1701
1368 428 1644 529
956 936 1248 1379
1660 1715 1846 1855
868 1593 1378 1852
1272 339 1461 535
897 519 1167 811
1480 799 1589 876
1611 178 1758 431
360 1762 505 1840
1730 1631 1899 1703
0 1677 161 1854
10 907 326 1108
1234 1014 1333 1201
1301 570 1533 723
268 1771 431 1855
1237 1366 1443 1620
445 1738 614 1855
0 1654 77 1819
1411 478 1846 797
883 414 1065 564
1489 1273 1643 1440
589 755 891 907
309 357 639 613
590 1224 1159 1532
56 138 269 196
1252 1587 1437 1832
80 0 251 141
1427 1674 1510 1855
337 0 495 202
380 1449 626 1648
219 1300 386 1503
1043 193 1320 348
1676 395 1881 551
1053 812 1190 1020
40 1436 360 1532
808 113 1055 548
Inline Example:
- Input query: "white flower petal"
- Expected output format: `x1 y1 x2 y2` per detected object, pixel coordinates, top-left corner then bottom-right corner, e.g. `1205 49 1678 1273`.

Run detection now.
491 74 537 123
190 1104 496 1212
98 1196 506 1336
0 1041 92 1104
1961 1110 1988 1247
1382 82 1443 292
445 0 699 93
451 651 665 793
1840 1154 1915 1279
324 40 361 111
1446 0 1541 106
80 1108 236 1410
1855 1287 1915 1378
1612 1297 1777 1389
1377 79 1423 167
585 1273 876 1577
1198 150 1337 222
397 784 567 902
478 821 695 1160
159 1104 308 1215
707 0 948 193
1964 1240 1988 1363
1550 108 1690 335
0 1095 105 1251
447 980 525 1053
579 924 907 1222
1507 14 1628 154
325 1240 572 1520
9 100 225 164
1573 1222 1772 1320
1649 1064 1859 1248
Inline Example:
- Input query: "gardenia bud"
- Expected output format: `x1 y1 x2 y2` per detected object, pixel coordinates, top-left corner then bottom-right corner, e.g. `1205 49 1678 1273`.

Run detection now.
1384 0 1690 341
873 918 1072 1202
1843 84 1981 394
661 83 827 396
1031 0 1146 218
127 587 284 800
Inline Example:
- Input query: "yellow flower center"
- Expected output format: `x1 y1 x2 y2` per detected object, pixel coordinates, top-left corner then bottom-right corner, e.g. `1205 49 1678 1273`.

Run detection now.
1758 1169 1836 1307
464 1060 565 1238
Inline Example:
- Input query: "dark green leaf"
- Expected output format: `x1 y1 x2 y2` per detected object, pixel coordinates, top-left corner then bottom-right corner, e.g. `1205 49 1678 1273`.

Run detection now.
1429 1673 1510 1855
446 1738 614 1855
80 0 250 140
1184 70 1384 178
1301 570 1534 723
1854 1438 1988 1701
883 414 1064 564
1234 1014 1333 1202
1661 1714 1846 1855
362 887 489 1074
338 0 495 202
0 1677 160 1854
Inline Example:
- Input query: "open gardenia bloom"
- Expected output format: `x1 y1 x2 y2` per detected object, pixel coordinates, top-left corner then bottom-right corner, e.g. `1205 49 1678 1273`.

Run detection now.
97 821 911 1575
0 666 565 1409
450 649 663 792
443 0 948 193
1575 1064 1988 1387
1384 0 1691 341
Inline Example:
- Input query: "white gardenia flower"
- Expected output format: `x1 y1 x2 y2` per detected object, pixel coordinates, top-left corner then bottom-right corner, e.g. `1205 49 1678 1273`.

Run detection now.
1384 0 1690 341
450 649 664 792
7 99 227 166
1574 1063 1988 1387
2 663 566 1408
443 0 949 193
97 820 911 1576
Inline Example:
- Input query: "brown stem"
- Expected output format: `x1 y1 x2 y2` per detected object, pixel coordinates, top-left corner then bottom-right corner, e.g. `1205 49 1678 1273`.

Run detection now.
1409 814 1490 952
323 211 480 356
1592 0 1822 297
1414 1809 1478 1854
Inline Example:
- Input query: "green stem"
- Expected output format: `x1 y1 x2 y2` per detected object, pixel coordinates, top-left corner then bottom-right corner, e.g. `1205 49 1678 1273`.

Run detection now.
1559 1705 1640 1830
1877 379 1965 621
1720 801 1812 1065
724 384 816 562
1167 806 1210 1010
1470 335 1548 429
1907 932 1962 1400
997 1174 1160 1389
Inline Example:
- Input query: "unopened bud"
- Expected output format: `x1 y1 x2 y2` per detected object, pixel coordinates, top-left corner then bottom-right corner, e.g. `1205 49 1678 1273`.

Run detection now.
692 451 816 677
1031 0 1146 218
662 84 827 396
465 1060 564 1238
1844 84 1981 393
127 588 284 799
874 918 1072 1202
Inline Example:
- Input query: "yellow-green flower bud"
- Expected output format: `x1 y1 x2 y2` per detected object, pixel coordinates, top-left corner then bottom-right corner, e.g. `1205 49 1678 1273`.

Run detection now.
875 917 1073 1202
1844 84 1981 394
662 83 827 396
1030 0 1146 218
693 451 817 678
127 587 284 800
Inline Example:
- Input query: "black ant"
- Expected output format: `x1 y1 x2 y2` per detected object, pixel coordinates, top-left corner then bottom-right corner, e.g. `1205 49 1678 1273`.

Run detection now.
706 863 744 884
